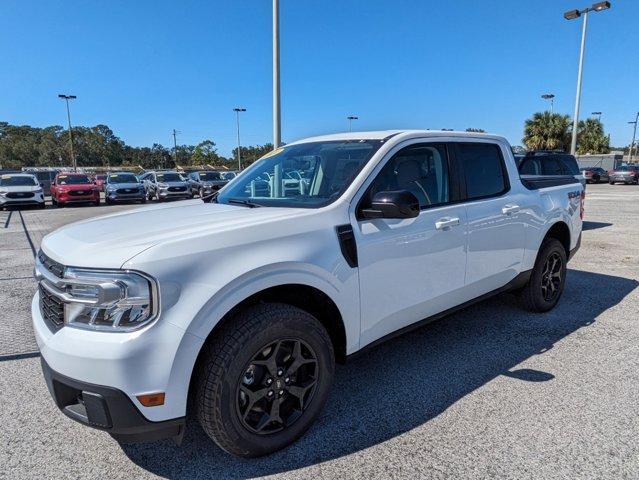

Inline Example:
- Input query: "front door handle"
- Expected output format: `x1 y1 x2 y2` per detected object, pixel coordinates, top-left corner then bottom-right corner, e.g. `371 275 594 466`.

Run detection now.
502 204 520 215
435 217 460 230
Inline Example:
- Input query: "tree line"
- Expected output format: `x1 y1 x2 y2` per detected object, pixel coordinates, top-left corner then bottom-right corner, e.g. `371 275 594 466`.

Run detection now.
0 114 621 171
0 121 272 170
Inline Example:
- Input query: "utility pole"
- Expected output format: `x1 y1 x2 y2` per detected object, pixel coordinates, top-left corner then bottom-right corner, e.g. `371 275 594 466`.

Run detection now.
58 94 77 171
347 115 358 132
629 112 639 162
172 129 180 168
273 0 281 148
233 108 246 170
541 93 555 113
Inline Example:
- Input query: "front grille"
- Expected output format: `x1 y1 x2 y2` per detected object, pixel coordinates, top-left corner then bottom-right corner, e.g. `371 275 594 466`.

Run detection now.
38 250 64 278
116 188 139 194
39 284 64 332
69 189 91 196
6 192 35 199
168 186 186 192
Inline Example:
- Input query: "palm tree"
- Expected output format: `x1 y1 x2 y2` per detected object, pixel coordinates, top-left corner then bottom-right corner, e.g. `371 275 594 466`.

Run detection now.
523 112 572 151
577 118 610 154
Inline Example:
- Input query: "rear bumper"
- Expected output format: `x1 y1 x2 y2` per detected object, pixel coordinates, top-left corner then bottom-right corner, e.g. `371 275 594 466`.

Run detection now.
41 357 185 444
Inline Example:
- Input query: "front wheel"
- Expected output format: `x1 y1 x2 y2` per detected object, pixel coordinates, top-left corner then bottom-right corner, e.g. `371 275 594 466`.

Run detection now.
518 238 567 312
195 303 335 457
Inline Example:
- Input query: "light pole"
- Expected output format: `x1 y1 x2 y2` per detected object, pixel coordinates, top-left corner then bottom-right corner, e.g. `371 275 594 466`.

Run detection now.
591 111 602 122
629 112 639 162
347 115 358 132
172 129 181 168
272 0 281 149
58 94 77 171
564 1 611 155
233 108 246 170
541 93 555 113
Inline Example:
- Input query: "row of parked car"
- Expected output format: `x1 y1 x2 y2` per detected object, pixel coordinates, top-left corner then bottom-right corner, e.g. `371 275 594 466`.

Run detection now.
515 150 639 186
0 169 238 209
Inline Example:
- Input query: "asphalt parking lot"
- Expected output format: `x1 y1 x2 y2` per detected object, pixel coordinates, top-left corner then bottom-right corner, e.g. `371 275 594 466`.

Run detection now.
1 184 638 480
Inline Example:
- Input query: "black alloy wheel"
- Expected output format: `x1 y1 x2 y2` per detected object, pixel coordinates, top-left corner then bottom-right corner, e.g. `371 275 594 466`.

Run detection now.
236 339 319 435
540 251 563 302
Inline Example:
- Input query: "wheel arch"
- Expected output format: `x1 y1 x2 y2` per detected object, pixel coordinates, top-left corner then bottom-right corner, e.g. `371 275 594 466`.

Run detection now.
542 220 571 257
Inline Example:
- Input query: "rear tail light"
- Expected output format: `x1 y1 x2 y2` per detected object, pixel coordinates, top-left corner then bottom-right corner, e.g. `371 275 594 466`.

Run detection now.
580 191 585 220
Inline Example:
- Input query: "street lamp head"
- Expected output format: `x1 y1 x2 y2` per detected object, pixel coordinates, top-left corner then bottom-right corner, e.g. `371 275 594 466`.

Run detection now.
233 107 246 112
541 94 555 100
564 9 581 20
347 116 358 120
592 1 610 12
58 94 76 100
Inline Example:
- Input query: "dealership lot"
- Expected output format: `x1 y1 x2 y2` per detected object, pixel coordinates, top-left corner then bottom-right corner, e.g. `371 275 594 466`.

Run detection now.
1 184 638 479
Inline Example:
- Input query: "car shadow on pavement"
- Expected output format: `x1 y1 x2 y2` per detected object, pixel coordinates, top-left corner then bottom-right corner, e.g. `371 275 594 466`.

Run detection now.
582 221 613 231
121 268 637 480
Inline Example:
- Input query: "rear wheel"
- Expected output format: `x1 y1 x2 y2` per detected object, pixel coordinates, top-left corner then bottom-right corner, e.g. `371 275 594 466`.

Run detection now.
519 238 567 312
196 303 334 457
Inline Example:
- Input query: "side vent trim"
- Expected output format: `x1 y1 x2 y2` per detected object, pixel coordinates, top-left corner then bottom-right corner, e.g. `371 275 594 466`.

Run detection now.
335 224 358 268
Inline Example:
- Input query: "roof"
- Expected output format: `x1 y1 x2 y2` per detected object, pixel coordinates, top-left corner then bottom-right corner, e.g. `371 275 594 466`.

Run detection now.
286 129 506 146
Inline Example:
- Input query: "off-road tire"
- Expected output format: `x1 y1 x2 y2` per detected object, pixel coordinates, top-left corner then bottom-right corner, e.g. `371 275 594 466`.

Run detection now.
519 238 567 312
195 303 334 457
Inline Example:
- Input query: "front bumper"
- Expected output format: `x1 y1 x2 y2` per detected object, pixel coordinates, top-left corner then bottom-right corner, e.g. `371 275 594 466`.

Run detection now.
157 189 191 200
41 357 185 443
0 193 45 206
32 291 203 426
106 191 146 202
610 175 636 183
56 192 100 203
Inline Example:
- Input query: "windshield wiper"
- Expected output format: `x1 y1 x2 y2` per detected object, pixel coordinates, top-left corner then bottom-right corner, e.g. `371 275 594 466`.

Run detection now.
226 198 262 208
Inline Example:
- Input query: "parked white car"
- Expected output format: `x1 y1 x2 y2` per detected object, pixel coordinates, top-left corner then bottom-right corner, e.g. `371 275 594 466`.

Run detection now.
0 173 45 209
33 130 583 457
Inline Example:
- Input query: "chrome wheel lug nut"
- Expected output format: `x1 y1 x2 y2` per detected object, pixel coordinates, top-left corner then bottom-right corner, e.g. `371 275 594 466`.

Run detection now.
267 390 274 397
284 377 290 384
266 377 273 385
277 369 284 376
278 390 284 396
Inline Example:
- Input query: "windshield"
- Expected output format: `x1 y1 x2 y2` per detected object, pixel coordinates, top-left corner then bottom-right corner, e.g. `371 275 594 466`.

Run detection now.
0 175 38 187
96 175 106 180
217 140 383 208
616 166 637 171
156 172 182 182
57 174 91 185
199 172 222 181
107 173 138 184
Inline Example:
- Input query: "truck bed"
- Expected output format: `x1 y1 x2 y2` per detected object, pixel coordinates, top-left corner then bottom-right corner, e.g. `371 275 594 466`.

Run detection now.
520 175 581 190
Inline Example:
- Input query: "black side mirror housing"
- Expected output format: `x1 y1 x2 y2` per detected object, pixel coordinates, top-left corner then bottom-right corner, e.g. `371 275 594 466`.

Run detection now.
361 190 420 219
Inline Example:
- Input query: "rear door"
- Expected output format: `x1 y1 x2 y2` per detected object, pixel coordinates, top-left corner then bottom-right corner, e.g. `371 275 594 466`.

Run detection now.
454 141 527 294
352 140 468 346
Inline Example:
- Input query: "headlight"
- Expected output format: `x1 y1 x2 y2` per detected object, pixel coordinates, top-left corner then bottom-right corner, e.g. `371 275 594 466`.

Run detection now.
37 265 159 332
106 186 115 192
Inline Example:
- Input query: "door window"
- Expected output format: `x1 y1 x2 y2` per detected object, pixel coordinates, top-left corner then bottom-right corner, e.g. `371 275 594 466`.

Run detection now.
457 143 508 199
364 143 449 209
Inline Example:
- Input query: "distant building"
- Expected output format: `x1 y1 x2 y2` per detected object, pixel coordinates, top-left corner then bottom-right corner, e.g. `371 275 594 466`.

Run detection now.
576 154 624 170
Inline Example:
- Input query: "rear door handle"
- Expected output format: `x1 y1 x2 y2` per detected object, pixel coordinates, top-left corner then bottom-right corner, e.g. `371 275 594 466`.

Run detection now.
435 217 460 230
501 204 520 215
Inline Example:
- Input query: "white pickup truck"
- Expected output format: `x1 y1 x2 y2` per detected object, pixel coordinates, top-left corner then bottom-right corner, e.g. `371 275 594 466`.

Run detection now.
33 130 583 457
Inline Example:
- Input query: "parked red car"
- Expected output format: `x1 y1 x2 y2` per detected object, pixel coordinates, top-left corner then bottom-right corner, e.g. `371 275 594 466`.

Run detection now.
51 172 101 207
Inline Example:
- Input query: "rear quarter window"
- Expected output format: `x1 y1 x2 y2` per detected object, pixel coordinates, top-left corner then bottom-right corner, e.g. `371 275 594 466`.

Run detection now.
559 156 580 175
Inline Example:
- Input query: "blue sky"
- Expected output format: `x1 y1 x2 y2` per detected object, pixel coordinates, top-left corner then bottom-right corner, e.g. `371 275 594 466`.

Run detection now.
1 0 637 156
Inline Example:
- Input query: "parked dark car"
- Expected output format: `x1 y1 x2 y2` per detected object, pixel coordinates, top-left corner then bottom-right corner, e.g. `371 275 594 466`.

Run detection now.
140 171 192 202
581 167 609 184
104 172 147 204
518 151 585 187
608 165 639 185
187 171 229 197
24 169 59 196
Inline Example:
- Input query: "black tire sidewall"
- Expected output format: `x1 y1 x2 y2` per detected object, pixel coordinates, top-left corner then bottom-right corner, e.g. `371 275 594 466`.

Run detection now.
528 238 567 312
197 304 334 457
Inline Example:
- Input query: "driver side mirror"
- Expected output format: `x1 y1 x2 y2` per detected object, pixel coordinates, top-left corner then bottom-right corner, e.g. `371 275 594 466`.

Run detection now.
360 190 420 219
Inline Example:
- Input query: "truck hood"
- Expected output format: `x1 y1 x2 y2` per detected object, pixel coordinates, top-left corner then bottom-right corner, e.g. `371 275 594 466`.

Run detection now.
40 200 304 268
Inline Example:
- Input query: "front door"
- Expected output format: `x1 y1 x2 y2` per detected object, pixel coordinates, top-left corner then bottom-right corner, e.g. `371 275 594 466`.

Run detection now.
352 142 468 348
